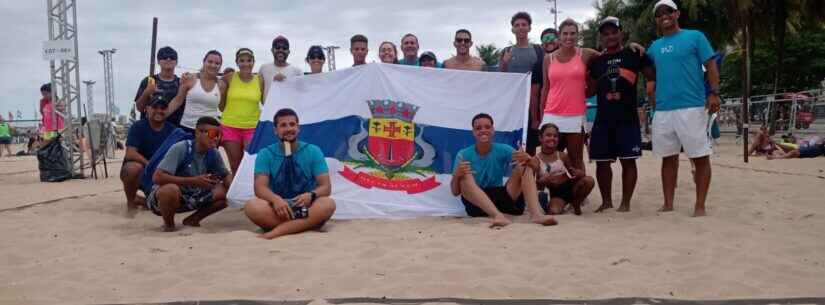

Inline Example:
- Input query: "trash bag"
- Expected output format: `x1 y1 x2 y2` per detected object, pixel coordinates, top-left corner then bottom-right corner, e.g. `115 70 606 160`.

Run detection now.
37 136 72 182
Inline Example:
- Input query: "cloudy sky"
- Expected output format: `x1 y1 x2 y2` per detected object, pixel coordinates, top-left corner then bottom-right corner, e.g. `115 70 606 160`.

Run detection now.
0 0 597 121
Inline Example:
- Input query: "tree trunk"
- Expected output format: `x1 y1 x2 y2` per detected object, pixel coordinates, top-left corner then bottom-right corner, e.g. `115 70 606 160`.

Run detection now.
772 0 787 94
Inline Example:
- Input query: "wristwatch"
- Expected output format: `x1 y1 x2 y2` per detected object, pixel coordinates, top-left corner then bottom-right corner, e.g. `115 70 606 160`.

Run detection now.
708 89 719 96
309 191 317 202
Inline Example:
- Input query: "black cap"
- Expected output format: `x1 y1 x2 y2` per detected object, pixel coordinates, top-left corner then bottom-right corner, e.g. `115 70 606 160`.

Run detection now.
598 16 621 32
157 46 177 60
148 95 168 108
419 51 437 62
306 45 325 59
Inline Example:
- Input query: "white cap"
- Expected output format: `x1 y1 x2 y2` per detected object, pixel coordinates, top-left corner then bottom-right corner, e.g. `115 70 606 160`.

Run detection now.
653 0 678 13
598 16 621 31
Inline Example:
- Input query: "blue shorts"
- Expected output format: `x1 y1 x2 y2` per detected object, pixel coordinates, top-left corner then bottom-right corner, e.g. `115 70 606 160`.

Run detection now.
799 144 825 158
589 122 642 161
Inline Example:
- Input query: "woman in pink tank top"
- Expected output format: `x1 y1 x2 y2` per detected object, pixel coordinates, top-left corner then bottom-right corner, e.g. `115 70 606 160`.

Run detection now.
539 19 601 174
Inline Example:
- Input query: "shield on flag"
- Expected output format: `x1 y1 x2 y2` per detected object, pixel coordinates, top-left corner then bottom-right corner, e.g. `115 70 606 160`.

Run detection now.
366 100 419 168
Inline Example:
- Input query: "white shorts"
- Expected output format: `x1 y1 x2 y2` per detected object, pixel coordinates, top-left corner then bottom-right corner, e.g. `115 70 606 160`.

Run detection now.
541 113 585 134
652 107 713 158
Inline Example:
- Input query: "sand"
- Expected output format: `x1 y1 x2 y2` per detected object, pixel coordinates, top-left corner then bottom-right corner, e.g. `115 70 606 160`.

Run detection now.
0 137 823 305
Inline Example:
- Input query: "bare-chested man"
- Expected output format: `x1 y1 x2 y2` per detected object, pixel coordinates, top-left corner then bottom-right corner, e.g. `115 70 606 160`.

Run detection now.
443 29 485 71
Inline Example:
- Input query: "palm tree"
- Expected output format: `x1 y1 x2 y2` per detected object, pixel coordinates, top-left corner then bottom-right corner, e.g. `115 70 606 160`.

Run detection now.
475 43 501 68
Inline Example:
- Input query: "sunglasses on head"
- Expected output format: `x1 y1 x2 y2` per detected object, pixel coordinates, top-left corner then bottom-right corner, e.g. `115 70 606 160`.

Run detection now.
655 8 675 18
455 38 471 44
198 129 221 140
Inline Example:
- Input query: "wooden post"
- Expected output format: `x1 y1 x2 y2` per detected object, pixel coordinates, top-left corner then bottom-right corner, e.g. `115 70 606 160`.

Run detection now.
743 13 752 163
149 17 158 76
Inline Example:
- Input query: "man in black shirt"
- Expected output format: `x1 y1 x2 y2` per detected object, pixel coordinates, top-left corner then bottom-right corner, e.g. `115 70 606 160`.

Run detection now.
134 46 184 127
587 17 656 213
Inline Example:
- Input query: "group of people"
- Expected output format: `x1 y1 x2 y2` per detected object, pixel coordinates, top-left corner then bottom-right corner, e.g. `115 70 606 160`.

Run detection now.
119 0 723 236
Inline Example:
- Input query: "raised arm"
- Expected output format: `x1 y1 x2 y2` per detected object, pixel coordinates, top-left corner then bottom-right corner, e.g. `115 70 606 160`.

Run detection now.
166 75 194 118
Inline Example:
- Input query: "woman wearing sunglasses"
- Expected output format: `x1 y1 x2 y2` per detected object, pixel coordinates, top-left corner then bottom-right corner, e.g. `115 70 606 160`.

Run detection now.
305 45 325 74
219 48 264 174
168 50 226 134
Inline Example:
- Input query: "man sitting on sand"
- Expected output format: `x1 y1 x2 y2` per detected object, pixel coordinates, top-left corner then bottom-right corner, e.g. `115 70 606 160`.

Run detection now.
121 96 175 216
244 108 336 239
450 113 557 227
147 116 231 232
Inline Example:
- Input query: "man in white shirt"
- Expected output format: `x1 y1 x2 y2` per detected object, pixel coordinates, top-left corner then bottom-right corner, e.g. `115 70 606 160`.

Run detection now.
259 35 303 102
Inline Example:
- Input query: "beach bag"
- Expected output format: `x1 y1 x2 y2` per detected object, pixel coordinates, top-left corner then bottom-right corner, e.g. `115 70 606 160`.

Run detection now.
267 143 311 199
37 135 72 182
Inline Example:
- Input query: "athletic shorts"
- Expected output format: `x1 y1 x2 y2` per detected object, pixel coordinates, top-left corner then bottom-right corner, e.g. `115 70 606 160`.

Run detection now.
799 144 825 158
221 125 255 144
541 113 585 134
652 107 712 158
538 179 576 212
589 122 642 161
461 186 525 217
0 137 10 145
146 184 214 216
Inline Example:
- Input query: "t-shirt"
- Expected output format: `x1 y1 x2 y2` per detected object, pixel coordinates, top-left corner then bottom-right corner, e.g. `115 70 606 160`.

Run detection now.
399 58 419 66
453 143 514 188
254 141 328 195
648 29 714 111
259 62 303 99
588 48 653 125
125 119 175 160
503 44 544 85
156 140 229 191
0 122 10 138
134 74 182 126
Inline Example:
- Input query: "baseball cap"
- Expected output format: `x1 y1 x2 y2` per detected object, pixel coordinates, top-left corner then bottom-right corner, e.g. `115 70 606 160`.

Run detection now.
419 51 437 62
157 46 177 60
235 48 254 60
598 16 621 32
148 95 168 108
272 36 289 49
653 0 678 13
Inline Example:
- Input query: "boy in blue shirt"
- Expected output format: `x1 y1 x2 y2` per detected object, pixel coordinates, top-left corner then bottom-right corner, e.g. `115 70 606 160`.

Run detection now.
648 0 720 217
244 108 336 239
450 113 557 227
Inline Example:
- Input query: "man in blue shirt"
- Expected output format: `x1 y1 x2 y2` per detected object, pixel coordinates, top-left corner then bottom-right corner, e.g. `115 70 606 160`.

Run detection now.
450 113 557 227
244 108 336 239
121 96 175 216
648 0 720 217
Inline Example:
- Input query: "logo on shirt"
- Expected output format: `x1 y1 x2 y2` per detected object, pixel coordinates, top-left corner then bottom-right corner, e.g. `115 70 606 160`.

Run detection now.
339 100 440 194
659 45 674 54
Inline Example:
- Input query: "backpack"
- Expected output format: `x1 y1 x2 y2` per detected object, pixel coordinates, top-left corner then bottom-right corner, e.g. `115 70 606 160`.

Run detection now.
266 143 312 199
502 44 545 69
139 128 220 193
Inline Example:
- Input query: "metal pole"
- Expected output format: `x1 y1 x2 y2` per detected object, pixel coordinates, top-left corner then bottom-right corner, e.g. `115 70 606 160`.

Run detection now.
743 17 752 163
150 17 158 76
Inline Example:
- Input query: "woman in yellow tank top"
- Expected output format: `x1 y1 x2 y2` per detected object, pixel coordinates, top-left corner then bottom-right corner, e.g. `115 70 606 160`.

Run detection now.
220 48 264 174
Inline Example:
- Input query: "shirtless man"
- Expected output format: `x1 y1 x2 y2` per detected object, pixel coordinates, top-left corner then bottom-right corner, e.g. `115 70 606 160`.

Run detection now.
443 29 485 71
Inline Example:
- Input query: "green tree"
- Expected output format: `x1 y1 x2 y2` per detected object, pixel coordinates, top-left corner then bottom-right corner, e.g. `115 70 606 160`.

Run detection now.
475 43 501 67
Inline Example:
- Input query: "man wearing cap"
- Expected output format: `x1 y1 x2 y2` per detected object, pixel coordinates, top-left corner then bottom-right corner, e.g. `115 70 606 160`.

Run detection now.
586 17 656 213
419 51 438 68
134 46 184 127
648 0 720 217
444 29 485 71
500 12 546 155
350 34 369 66
121 95 175 217
305 45 326 74
399 33 420 66
540 28 559 54
260 36 303 102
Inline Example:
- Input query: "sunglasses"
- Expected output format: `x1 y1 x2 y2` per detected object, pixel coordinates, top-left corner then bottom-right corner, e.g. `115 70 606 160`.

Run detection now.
655 8 675 18
198 129 222 140
541 34 557 44
158 56 177 61
455 38 471 44
308 55 325 60
273 44 290 51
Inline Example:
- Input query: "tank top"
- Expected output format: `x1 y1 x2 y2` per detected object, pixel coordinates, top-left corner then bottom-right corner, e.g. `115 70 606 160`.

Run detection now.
222 73 262 129
181 78 221 129
539 151 567 177
0 122 9 138
546 48 587 116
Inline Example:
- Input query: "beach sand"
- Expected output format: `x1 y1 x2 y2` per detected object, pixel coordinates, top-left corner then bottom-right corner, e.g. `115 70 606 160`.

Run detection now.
0 137 823 305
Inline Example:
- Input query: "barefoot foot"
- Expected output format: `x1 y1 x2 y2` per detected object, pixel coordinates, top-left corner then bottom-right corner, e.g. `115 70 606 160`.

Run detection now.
531 215 558 226
658 205 674 212
572 203 582 215
693 208 707 217
182 216 201 227
594 202 613 213
617 203 630 212
161 225 177 232
489 214 512 228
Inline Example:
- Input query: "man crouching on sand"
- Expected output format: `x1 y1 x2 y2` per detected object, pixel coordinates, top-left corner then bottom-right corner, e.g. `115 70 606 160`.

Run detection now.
244 108 336 239
148 116 232 232
450 113 557 227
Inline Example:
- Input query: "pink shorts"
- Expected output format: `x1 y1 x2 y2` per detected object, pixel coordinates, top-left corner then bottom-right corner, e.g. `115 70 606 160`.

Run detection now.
221 125 256 144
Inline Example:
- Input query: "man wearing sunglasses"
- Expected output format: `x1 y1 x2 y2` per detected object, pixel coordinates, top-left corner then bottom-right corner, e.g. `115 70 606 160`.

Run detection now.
244 108 336 239
121 96 176 217
148 116 232 232
443 29 485 71
647 0 720 217
540 28 559 54
134 46 185 127
260 36 303 102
